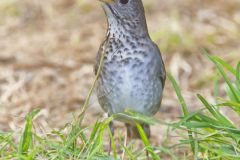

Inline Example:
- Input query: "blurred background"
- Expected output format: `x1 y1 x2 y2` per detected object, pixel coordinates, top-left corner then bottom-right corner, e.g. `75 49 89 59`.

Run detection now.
0 0 239 141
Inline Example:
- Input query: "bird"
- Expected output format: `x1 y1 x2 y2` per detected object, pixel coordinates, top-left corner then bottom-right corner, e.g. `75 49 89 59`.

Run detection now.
95 0 166 149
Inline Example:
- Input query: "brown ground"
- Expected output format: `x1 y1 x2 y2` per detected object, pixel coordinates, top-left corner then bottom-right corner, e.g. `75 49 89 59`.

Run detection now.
0 0 239 144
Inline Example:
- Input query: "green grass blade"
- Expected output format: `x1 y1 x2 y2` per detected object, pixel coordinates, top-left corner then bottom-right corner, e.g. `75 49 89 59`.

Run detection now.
108 126 117 159
197 94 234 127
113 110 158 125
167 73 196 154
213 77 220 103
18 109 40 156
155 146 178 160
135 123 161 160
236 62 240 90
207 55 240 102
167 74 189 115
211 56 237 75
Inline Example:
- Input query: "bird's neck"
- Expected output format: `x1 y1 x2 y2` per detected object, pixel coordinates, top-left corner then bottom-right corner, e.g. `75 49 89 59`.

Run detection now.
107 17 149 39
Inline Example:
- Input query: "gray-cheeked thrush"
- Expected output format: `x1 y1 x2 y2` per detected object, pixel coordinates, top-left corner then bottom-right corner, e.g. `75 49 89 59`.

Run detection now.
95 0 166 142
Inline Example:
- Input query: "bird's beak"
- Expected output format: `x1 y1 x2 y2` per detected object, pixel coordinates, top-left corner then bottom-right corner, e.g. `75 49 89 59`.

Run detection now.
99 0 114 4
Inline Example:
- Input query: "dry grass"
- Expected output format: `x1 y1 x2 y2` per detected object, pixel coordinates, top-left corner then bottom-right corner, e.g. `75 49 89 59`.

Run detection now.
0 0 239 145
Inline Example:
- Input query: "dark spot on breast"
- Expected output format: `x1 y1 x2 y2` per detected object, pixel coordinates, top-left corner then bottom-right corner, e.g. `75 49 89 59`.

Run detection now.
137 42 144 47
144 104 148 109
108 77 113 82
139 62 144 66
112 56 117 61
143 53 148 57
116 86 120 91
138 69 144 75
109 70 116 76
132 63 137 69
109 60 114 65
134 58 143 66
122 59 130 65
118 78 124 84
147 61 154 68
125 57 132 61
124 48 129 52
102 69 107 76
127 52 132 55
104 61 109 66
134 77 140 81
117 50 121 54
134 57 140 62
130 92 134 97
147 68 151 74
130 42 134 46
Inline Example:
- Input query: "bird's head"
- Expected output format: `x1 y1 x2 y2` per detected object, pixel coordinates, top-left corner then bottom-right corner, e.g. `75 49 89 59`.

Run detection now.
100 0 145 21
99 0 149 37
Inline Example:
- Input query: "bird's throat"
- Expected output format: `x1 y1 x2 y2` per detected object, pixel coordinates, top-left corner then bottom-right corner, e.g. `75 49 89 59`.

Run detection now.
102 2 149 38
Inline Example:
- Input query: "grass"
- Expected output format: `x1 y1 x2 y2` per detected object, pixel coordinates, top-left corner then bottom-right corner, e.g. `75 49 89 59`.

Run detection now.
0 0 240 159
0 53 239 159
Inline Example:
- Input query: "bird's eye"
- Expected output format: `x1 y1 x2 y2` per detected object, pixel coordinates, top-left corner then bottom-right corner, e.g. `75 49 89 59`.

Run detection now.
119 0 129 4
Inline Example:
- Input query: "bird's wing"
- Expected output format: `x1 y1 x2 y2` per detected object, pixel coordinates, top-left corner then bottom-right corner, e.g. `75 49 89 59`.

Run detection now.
159 54 166 89
153 43 166 89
